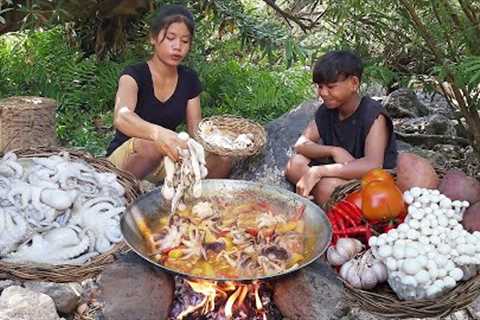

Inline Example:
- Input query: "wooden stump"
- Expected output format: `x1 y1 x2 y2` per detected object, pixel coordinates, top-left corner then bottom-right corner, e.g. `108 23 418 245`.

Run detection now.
0 96 57 152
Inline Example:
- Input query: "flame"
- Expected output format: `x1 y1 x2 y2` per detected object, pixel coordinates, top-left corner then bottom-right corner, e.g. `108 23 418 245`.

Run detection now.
176 279 268 320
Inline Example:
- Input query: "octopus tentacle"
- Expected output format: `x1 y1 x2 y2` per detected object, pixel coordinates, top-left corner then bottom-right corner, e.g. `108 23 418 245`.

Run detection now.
4 226 92 265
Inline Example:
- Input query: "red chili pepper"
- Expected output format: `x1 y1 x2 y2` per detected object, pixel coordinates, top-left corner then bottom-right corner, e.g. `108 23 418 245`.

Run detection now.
339 200 363 224
328 212 340 233
331 234 339 245
340 225 370 235
333 206 358 227
335 212 347 237
383 221 395 233
327 210 340 230
364 224 373 240
245 228 258 237
334 203 361 227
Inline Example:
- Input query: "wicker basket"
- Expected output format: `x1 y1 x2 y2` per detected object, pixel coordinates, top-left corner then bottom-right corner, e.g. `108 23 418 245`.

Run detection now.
341 276 480 318
0 147 142 282
326 169 480 318
0 96 58 152
194 115 267 157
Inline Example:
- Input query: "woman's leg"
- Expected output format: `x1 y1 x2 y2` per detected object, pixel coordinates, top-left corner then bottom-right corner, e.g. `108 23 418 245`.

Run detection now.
285 154 311 184
206 153 232 178
119 138 164 179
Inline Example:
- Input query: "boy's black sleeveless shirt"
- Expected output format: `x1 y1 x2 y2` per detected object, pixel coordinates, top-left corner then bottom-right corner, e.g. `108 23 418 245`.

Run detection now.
106 62 202 156
314 96 398 169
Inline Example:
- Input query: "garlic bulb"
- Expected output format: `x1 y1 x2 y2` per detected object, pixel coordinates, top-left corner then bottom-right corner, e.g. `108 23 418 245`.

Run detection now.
339 249 387 290
327 238 364 266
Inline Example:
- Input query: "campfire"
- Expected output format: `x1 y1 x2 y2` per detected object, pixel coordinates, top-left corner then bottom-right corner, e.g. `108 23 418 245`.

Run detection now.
169 277 282 320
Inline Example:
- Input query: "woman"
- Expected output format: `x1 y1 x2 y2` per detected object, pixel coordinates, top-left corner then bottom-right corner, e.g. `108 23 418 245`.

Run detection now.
106 4 231 182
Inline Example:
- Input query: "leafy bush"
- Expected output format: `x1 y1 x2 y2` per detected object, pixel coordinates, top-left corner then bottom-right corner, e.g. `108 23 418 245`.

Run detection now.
199 60 312 122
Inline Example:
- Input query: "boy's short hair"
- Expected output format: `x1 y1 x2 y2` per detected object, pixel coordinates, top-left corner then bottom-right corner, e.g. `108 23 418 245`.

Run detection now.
313 50 363 84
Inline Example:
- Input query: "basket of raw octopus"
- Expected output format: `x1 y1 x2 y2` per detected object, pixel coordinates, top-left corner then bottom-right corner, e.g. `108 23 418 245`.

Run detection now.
193 115 267 157
323 153 480 318
0 147 142 282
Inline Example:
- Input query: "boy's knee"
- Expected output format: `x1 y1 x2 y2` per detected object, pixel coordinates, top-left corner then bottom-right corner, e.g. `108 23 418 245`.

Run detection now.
286 154 309 172
313 178 347 205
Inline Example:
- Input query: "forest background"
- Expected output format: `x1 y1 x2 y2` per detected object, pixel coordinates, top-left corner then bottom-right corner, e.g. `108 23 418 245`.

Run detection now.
0 0 479 158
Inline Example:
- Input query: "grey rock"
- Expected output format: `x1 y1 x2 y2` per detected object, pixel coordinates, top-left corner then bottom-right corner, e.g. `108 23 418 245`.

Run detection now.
396 140 414 152
361 82 387 98
273 259 348 320
24 281 82 315
231 100 320 189
0 286 63 320
424 114 457 136
467 296 480 319
0 280 20 292
383 88 429 118
416 91 455 118
97 258 174 320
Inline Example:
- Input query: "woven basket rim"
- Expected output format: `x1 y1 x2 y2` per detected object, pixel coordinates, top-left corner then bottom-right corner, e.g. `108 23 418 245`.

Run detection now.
0 96 57 108
194 115 267 157
342 274 480 318
325 167 480 318
0 146 141 282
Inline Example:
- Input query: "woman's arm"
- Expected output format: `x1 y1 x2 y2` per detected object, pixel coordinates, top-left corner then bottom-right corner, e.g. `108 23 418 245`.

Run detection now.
113 75 186 160
185 95 201 137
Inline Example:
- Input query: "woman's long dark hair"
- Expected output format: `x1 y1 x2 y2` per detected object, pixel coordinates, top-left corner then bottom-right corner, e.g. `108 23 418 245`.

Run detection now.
150 4 195 41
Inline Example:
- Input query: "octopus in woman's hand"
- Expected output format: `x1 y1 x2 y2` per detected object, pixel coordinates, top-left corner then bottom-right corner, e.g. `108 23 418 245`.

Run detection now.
161 132 208 214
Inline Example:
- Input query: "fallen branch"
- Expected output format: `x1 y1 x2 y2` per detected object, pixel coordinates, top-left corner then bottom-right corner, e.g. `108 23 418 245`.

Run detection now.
395 131 471 147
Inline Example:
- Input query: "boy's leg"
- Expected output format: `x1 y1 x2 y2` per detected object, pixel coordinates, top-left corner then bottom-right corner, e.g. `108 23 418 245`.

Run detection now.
312 177 349 205
285 154 311 184
285 154 330 184
206 153 232 178
108 138 164 180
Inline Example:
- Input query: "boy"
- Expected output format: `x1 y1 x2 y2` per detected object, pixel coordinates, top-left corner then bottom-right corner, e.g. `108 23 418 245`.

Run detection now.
285 50 397 205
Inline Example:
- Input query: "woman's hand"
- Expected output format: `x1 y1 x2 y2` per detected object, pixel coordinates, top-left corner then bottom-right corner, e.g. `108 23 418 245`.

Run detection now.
296 166 322 197
153 127 188 161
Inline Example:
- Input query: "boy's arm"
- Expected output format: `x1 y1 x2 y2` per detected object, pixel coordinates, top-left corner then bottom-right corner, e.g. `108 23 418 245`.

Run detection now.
294 120 339 159
310 114 389 180
297 115 389 197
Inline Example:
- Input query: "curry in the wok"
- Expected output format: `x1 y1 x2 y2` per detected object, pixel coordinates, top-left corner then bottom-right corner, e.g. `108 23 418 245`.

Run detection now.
136 197 314 278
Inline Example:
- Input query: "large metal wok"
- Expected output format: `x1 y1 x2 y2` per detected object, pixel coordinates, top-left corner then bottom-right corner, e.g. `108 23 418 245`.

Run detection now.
120 179 332 281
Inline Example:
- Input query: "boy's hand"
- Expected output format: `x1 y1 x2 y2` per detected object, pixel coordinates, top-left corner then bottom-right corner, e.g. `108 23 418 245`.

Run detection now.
296 167 322 197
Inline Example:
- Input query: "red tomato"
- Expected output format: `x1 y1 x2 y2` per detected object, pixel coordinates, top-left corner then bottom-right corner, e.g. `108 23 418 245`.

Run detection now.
361 180 405 222
361 168 395 189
